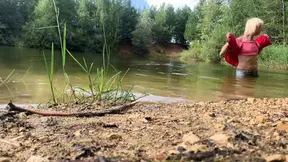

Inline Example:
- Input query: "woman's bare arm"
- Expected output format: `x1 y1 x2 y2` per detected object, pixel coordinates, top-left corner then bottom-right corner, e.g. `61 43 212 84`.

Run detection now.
219 42 229 56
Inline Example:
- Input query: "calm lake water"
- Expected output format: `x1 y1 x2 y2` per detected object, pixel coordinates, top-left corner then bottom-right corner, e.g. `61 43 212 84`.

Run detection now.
0 46 287 104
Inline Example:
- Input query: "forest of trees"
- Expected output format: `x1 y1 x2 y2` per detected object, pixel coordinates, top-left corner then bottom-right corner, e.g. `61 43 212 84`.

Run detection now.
183 0 288 62
0 0 287 59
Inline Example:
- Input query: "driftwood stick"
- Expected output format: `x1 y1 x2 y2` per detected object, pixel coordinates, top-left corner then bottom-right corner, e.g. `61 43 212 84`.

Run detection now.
7 101 138 117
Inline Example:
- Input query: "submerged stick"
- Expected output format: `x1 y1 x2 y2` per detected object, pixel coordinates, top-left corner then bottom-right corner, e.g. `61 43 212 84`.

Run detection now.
7 101 138 117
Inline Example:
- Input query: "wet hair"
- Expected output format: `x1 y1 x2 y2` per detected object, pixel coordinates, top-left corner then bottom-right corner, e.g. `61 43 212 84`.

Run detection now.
244 18 264 36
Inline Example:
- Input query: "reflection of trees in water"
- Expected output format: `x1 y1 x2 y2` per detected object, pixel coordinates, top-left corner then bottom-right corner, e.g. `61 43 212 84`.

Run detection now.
167 60 173 86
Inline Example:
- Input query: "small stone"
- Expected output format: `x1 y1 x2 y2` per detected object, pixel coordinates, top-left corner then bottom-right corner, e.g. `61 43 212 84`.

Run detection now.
281 118 288 122
209 133 229 146
109 134 122 140
209 113 216 118
0 157 10 162
177 146 186 153
265 154 286 162
73 130 82 137
26 156 49 162
273 132 281 140
144 117 152 122
168 150 179 155
198 102 205 106
186 144 207 152
182 132 200 145
214 124 225 130
247 98 255 103
21 132 32 139
256 116 267 123
19 127 26 132
23 140 33 146
277 124 288 131
17 112 27 120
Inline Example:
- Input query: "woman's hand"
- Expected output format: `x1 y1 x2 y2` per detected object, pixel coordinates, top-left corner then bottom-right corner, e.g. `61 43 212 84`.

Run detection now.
226 32 233 41
263 34 269 38
226 32 232 38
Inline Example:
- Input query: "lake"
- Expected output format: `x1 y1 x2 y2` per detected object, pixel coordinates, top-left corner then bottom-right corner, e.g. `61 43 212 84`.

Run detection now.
0 46 287 104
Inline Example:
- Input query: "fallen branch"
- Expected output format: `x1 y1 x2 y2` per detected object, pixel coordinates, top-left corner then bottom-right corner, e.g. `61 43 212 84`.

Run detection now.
7 101 138 117
0 110 19 120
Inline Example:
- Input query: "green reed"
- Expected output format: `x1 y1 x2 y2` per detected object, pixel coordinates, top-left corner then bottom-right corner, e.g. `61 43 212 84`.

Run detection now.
43 43 57 104
40 2 138 105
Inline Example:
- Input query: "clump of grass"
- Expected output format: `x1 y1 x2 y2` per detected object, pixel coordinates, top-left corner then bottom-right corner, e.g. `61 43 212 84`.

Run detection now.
40 3 138 106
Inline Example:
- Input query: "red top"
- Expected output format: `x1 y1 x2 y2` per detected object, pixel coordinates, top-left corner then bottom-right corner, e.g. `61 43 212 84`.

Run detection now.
224 33 272 67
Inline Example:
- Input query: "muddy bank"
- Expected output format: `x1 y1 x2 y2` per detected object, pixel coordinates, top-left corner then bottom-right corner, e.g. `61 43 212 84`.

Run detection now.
1 98 288 162
118 42 184 58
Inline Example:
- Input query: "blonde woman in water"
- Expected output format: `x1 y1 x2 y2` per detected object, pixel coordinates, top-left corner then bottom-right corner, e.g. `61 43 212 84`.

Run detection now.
220 18 272 78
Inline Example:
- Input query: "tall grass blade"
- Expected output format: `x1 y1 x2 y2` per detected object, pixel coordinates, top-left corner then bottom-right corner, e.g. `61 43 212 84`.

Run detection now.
4 69 16 83
52 0 62 50
21 67 31 80
43 44 57 104
104 71 121 90
51 43 55 81
67 50 87 73
6 72 18 83
62 23 67 67
83 57 88 70
89 62 94 73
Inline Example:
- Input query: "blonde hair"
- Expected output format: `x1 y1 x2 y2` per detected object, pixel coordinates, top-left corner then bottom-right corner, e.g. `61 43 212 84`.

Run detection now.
244 18 264 35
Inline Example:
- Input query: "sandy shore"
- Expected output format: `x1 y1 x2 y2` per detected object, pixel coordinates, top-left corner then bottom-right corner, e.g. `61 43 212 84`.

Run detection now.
1 98 288 162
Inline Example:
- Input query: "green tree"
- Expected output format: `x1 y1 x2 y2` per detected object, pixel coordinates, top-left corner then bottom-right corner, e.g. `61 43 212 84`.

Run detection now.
198 0 226 62
152 3 172 44
174 6 191 45
258 0 287 44
22 0 58 48
184 9 200 41
132 10 152 56
22 0 77 48
97 0 122 68
149 5 157 19
198 0 223 41
73 0 102 51
165 4 176 34
120 0 139 43
0 0 37 45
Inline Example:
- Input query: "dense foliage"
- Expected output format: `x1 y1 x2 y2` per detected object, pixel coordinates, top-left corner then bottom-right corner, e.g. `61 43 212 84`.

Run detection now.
0 0 191 54
182 0 288 63
0 0 287 62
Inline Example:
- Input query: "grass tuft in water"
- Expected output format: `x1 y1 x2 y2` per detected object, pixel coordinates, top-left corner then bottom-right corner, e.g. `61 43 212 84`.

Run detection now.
39 2 139 106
